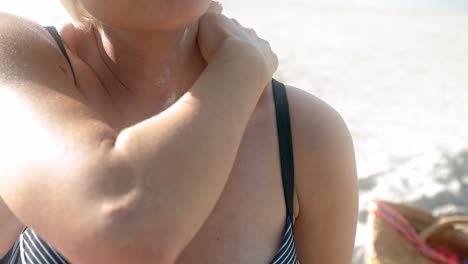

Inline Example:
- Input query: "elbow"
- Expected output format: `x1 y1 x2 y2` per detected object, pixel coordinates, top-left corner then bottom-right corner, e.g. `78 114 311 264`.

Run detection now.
70 204 180 264
68 143 180 264
89 178 180 263
100 203 181 264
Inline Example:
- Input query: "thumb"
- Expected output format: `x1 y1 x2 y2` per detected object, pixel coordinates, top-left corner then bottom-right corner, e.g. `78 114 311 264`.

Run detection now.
207 1 223 14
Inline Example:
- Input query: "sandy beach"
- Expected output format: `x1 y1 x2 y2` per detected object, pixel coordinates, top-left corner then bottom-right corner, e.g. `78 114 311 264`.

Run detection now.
1 0 467 263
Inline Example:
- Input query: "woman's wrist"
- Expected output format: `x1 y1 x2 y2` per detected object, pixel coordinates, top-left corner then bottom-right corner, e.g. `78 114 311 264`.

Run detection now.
215 37 271 87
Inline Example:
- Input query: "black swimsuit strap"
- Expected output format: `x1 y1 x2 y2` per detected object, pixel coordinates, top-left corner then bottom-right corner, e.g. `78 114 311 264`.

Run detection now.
44 26 76 83
272 79 296 221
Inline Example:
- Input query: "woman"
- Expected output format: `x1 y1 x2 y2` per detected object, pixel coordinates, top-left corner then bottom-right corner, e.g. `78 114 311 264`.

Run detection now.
0 0 358 263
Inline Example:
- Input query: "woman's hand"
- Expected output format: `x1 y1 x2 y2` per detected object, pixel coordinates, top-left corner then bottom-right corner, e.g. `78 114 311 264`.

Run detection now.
197 1 278 83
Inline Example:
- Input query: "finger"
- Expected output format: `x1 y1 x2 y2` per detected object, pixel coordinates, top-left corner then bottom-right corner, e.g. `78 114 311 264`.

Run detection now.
207 1 223 14
230 18 241 26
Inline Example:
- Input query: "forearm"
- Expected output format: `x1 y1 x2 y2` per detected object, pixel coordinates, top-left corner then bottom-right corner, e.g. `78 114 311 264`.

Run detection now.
110 41 268 259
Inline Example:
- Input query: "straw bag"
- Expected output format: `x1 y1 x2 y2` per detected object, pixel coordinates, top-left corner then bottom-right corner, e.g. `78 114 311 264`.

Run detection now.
365 200 468 264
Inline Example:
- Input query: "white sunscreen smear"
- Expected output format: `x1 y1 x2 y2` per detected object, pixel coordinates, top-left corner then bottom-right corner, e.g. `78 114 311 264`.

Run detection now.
179 27 190 48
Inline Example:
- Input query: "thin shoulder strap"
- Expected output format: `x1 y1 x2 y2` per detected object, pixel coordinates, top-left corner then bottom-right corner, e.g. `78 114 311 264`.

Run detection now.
44 26 76 82
272 79 295 220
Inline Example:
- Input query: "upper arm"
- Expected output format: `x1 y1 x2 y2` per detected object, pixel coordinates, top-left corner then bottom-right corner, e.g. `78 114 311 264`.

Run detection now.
287 86 358 264
0 13 133 263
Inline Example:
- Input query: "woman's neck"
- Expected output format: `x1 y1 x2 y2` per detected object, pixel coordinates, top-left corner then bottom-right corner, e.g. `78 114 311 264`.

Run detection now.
92 22 206 107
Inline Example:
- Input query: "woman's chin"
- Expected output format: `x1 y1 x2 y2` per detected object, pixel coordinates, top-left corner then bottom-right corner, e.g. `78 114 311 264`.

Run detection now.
82 0 211 32
156 0 211 31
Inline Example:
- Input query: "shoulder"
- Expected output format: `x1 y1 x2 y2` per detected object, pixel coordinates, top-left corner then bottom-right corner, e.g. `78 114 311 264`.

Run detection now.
284 84 355 167
285 83 357 212
0 12 57 58
284 84 358 262
0 12 75 85
284 83 357 204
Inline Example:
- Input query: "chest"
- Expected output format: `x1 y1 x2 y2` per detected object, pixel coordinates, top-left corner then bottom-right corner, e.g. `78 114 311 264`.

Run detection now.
176 116 288 263
74 64 293 263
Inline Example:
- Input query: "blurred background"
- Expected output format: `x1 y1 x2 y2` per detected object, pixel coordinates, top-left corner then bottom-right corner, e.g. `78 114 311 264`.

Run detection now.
1 0 467 263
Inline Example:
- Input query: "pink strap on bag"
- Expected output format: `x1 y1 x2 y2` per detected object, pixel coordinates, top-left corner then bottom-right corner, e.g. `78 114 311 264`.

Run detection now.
368 201 459 264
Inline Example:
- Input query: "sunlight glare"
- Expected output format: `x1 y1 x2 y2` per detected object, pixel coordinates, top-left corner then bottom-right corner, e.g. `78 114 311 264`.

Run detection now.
0 89 62 170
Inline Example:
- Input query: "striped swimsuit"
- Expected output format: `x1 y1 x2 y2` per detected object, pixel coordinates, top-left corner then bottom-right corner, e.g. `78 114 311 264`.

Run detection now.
0 27 299 264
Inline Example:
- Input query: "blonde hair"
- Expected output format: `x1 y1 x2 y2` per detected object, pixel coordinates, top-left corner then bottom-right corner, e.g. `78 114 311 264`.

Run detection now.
60 0 94 29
